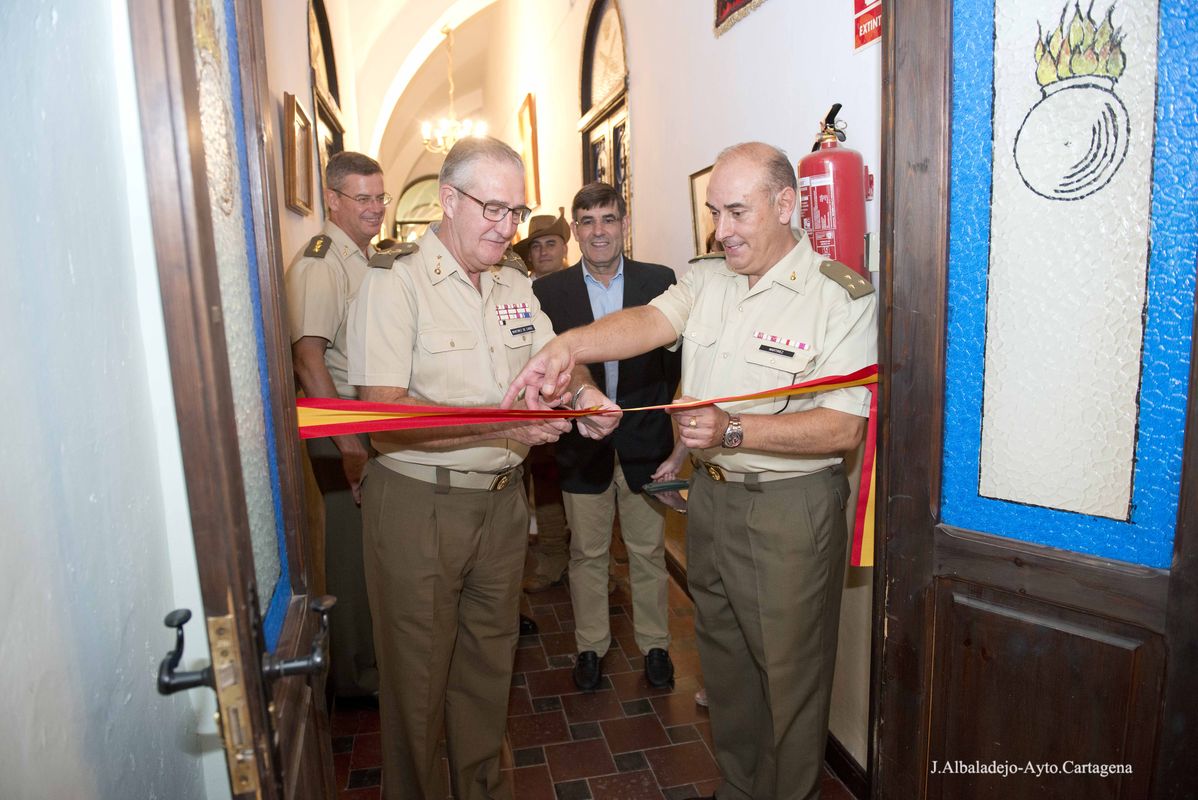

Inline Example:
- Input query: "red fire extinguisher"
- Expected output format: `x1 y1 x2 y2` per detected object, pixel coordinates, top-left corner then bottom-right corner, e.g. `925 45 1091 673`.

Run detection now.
797 104 874 276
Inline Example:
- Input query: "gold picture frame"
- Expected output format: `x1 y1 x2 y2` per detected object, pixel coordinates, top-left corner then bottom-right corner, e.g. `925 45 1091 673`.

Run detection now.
283 92 313 215
689 164 715 257
518 93 541 210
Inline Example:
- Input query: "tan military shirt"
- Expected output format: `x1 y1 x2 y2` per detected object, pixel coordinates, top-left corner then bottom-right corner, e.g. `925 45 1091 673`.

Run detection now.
650 235 877 476
347 227 556 473
285 221 374 399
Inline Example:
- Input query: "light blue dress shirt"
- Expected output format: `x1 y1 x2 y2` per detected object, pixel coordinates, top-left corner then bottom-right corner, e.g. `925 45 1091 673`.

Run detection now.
582 257 625 402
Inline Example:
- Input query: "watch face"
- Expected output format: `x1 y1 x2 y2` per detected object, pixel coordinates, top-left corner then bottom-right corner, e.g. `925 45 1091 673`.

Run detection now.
724 419 743 448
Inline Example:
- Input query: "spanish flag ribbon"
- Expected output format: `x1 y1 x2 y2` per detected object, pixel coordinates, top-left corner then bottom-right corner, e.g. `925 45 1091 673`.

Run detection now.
296 364 879 565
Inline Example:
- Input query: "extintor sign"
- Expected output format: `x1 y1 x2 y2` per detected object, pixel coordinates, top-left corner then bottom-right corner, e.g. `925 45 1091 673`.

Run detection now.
855 0 882 50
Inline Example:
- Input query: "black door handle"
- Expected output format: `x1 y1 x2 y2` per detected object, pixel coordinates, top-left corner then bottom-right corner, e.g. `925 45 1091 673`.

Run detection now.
261 595 337 682
156 609 214 695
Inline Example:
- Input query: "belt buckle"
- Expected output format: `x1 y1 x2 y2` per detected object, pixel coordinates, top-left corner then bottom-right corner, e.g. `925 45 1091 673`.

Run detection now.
703 462 725 482
489 469 514 491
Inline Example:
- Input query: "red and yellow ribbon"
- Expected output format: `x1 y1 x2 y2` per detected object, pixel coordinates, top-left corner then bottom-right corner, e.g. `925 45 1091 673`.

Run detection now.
296 365 879 566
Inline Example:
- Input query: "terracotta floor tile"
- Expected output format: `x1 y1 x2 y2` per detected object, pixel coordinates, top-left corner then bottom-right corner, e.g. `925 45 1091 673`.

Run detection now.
333 752 351 790
511 764 556 800
609 614 636 638
560 688 625 723
357 709 380 734
545 737 617 782
693 720 714 756
349 732 382 770
601 647 633 674
643 741 721 788
525 666 580 697
554 602 576 622
607 670 677 702
509 685 534 716
600 714 671 753
570 721 602 741
331 708 362 737
533 584 573 604
588 769 665 799
531 610 562 634
649 690 710 727
507 710 571 748
514 645 549 673
668 648 704 679
540 630 576 657
667 614 696 639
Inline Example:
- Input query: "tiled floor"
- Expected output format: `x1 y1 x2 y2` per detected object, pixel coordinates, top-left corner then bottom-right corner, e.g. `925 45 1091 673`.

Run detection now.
330 557 856 799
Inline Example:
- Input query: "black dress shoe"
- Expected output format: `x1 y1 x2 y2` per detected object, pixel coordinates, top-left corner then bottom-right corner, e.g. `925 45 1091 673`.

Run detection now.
573 650 603 691
519 614 539 636
644 648 674 688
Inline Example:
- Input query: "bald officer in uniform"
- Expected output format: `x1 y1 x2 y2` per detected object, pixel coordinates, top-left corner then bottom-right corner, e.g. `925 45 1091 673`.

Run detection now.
504 142 877 800
286 150 391 698
347 137 619 800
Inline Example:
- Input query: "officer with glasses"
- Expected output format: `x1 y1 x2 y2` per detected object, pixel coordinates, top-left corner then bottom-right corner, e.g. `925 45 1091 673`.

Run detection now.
285 150 395 701
347 137 620 800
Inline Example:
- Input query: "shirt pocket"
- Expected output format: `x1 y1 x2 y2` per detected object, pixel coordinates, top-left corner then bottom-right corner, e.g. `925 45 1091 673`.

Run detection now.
418 328 479 402
741 340 818 414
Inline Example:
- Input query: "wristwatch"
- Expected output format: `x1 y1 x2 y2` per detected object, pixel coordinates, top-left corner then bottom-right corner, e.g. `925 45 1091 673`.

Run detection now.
722 415 744 448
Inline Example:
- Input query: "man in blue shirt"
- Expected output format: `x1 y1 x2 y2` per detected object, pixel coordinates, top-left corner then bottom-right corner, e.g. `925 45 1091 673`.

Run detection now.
531 182 681 690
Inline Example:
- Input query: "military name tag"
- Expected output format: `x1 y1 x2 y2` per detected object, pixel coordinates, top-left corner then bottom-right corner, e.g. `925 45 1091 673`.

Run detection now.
759 344 794 357
510 324 535 336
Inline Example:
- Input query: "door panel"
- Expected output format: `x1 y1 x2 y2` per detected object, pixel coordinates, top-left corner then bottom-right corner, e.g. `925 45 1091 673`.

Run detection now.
129 0 332 796
878 1 1198 798
928 578 1161 800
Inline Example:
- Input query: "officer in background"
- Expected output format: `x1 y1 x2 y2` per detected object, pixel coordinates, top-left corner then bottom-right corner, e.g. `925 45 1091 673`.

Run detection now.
285 150 396 699
504 142 878 800
347 137 619 800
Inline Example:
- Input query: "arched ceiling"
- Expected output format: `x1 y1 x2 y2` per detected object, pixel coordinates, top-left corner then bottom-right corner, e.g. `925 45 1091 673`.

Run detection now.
345 0 501 161
375 4 498 191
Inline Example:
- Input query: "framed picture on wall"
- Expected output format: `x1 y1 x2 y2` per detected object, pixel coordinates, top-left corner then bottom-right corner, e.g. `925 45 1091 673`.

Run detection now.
518 93 541 210
715 0 771 36
283 92 313 215
689 165 715 257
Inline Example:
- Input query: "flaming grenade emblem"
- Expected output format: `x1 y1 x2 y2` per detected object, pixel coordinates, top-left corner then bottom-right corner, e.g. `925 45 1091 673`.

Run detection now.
1014 3 1130 200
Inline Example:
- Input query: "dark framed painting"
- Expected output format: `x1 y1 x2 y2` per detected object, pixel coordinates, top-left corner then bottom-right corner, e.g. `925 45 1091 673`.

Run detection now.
283 91 313 215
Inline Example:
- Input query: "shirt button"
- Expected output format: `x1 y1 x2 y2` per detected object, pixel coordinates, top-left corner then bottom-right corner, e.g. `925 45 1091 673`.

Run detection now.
490 347 494 353
722 352 729 359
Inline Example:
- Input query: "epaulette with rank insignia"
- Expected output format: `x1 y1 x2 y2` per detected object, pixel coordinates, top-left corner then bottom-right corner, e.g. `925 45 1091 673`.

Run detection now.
818 259 874 300
368 242 419 269
687 252 727 265
499 247 530 275
303 234 332 258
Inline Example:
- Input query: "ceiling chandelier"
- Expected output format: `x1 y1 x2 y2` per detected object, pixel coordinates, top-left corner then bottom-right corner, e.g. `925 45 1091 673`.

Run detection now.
420 26 487 154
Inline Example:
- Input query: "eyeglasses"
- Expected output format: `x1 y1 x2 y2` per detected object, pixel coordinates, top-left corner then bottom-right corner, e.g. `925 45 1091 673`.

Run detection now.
454 187 531 224
331 188 393 206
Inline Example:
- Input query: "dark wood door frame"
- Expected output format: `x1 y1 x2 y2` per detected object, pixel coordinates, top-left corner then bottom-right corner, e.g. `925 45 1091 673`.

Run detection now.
875 1 1198 797
127 0 330 796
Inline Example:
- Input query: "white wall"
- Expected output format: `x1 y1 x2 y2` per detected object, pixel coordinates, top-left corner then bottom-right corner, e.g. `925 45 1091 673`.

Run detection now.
0 2 227 798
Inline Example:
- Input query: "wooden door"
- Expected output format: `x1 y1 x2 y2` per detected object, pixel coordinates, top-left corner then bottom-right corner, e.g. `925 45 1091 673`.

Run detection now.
129 1 333 797
876 1 1198 798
